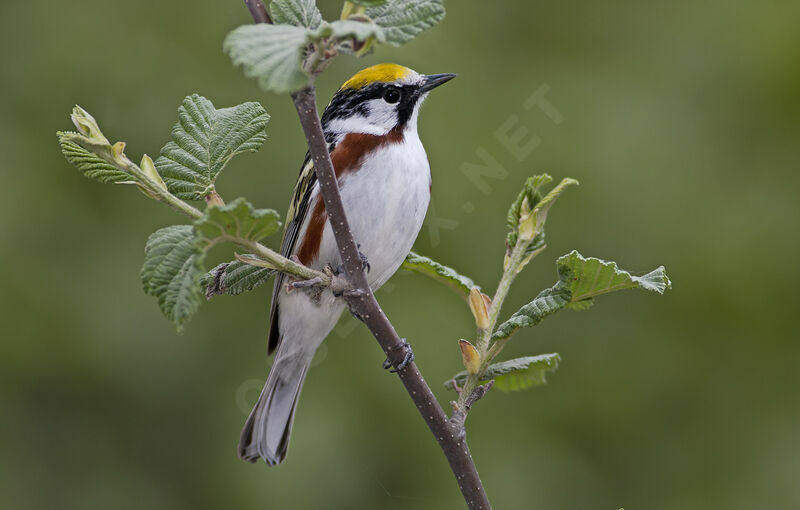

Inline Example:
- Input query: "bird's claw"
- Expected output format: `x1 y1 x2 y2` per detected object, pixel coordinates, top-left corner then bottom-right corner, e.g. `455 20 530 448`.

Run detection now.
358 249 370 273
332 248 370 276
383 339 414 373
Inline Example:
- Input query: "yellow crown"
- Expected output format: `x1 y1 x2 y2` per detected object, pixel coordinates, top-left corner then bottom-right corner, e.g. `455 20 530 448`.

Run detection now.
341 63 413 90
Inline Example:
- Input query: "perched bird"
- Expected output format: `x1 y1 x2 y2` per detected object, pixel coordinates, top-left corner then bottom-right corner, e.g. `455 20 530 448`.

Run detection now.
238 63 455 465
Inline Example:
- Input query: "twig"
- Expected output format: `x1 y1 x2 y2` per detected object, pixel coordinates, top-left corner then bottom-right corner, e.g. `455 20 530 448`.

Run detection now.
289 87 491 510
451 381 494 432
239 7 491 508
243 0 271 24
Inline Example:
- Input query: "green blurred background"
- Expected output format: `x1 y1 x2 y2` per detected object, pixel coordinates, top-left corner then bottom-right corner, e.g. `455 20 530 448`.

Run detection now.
2 1 798 508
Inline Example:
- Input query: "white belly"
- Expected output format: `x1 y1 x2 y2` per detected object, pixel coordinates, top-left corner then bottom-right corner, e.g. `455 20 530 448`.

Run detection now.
316 134 431 290
276 132 430 347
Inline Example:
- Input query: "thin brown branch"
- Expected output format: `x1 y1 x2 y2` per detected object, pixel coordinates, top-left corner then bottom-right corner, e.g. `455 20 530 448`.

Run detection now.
243 0 271 24
450 381 494 432
290 88 491 510
242 7 492 510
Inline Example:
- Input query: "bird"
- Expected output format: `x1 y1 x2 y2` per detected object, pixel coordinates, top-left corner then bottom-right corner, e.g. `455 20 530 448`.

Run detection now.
238 63 455 465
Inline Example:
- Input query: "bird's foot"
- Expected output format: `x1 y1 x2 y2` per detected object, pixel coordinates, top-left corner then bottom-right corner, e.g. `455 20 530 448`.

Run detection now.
382 339 414 373
331 246 370 278
357 246 370 273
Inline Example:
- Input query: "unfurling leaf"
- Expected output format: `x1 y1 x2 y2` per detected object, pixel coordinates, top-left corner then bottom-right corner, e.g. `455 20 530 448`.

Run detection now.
155 95 269 201
270 0 322 28
468 287 490 330
493 251 671 340
194 197 281 246
141 225 205 331
366 0 445 45
202 257 275 298
140 154 166 191
506 174 578 257
445 354 561 392
70 105 108 145
401 251 478 296
458 339 481 376
224 24 312 94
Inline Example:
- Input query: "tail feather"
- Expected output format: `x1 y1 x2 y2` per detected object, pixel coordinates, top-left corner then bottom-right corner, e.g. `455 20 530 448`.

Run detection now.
238 345 313 465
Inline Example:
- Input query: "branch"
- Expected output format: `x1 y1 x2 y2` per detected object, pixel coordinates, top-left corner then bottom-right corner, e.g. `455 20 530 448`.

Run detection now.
239 7 491 509
62 127 333 292
290 85 491 510
243 0 271 24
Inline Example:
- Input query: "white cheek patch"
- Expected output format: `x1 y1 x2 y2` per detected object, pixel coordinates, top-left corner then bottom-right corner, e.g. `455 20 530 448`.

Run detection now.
325 115 386 136
363 99 399 132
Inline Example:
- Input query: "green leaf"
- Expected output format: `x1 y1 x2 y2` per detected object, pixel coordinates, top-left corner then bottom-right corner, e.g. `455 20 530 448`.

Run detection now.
57 131 131 184
224 24 311 94
202 257 274 297
141 225 205 331
366 0 445 45
493 251 671 340
320 19 386 43
194 197 282 246
492 286 572 340
402 251 477 296
155 95 269 201
445 354 561 392
270 0 322 28
140 199 280 329
559 250 672 301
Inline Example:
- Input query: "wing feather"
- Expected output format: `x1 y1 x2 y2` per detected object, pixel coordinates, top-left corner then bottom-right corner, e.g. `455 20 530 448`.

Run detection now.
267 151 320 354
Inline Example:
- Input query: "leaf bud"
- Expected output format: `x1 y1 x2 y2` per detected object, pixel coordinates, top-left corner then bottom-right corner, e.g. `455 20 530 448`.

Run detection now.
458 339 481 376
468 287 490 330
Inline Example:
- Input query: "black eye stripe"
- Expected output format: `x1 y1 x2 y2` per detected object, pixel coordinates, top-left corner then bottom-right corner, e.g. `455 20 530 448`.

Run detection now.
320 82 419 134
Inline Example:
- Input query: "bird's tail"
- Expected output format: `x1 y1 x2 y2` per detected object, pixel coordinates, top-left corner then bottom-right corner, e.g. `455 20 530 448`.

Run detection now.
237 338 316 465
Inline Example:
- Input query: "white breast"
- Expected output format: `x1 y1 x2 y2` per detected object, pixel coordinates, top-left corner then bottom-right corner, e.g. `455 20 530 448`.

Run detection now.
317 132 431 290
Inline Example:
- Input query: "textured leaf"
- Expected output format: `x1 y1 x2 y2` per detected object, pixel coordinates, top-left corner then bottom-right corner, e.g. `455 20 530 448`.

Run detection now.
445 354 561 392
402 251 477 296
155 95 269 201
492 286 571 340
141 225 205 331
319 19 386 43
493 251 671 340
202 257 274 297
270 0 322 28
224 24 311 94
366 0 445 45
559 250 672 300
194 197 281 246
58 131 130 184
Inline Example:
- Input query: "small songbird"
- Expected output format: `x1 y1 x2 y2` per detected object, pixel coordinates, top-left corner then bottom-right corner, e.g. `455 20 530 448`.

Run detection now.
238 64 455 465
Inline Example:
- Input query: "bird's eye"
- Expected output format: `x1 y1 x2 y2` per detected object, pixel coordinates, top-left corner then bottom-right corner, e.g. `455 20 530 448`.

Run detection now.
383 87 401 104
